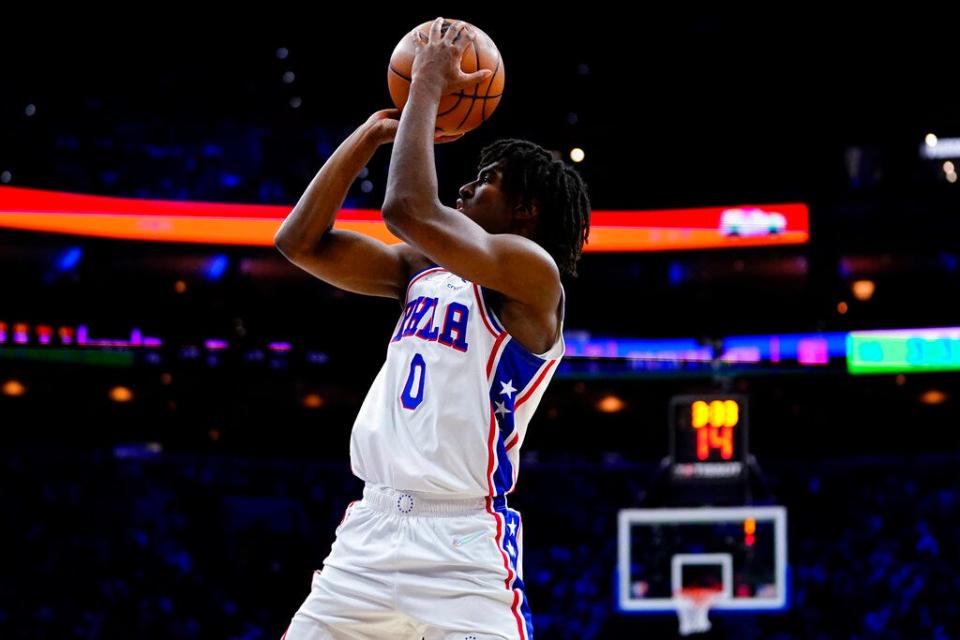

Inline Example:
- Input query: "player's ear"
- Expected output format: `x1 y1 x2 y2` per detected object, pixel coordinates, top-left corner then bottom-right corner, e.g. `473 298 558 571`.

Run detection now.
514 198 539 221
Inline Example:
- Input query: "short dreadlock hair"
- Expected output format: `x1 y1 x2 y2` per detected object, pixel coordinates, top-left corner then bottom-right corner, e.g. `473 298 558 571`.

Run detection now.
478 139 591 278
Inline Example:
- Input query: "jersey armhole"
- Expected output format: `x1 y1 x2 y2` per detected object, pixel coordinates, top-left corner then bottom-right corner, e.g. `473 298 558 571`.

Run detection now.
480 285 565 360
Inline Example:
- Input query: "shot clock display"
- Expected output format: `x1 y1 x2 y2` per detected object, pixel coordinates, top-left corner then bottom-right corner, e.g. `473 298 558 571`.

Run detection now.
669 394 749 481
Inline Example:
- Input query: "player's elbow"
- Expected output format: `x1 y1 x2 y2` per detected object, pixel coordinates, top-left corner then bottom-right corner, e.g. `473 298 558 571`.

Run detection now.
381 196 424 240
275 220 334 259
381 196 412 220
274 229 319 263
385 190 442 214
274 229 300 259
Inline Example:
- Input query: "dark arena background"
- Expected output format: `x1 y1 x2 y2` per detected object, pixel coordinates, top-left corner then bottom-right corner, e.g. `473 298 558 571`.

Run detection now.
2 10 959 640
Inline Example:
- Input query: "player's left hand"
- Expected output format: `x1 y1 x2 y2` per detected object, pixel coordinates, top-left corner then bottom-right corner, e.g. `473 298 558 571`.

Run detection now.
434 131 464 144
364 108 463 145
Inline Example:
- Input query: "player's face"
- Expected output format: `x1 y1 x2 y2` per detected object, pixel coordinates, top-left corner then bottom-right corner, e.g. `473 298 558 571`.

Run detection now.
456 163 515 233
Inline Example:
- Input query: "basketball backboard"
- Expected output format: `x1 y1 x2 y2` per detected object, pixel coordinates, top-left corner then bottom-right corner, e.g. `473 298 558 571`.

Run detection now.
617 506 788 613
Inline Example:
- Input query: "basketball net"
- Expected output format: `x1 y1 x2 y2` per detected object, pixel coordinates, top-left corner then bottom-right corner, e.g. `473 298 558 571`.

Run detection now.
675 588 722 636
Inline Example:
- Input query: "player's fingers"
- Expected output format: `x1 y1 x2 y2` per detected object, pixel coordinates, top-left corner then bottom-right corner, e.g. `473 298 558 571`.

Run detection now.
445 21 465 43
461 69 493 85
435 131 465 144
453 24 473 49
429 17 444 41
374 108 401 119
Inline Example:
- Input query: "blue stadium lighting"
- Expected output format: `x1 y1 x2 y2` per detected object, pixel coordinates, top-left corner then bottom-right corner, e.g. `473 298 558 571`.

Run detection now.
939 252 958 272
563 332 848 371
180 346 201 360
206 255 229 280
220 174 241 188
668 261 685 287
837 259 852 278
564 334 712 361
721 333 847 364
57 247 83 271
306 352 329 364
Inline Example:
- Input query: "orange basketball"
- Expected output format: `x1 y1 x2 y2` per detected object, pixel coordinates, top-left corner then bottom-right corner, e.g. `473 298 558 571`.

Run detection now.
387 19 505 137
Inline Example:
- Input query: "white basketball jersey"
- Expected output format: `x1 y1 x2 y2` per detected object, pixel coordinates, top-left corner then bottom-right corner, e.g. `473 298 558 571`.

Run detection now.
349 265 565 498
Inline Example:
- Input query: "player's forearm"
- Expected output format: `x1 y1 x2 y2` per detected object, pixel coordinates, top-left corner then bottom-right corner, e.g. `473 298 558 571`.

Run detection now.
275 124 381 255
383 79 445 214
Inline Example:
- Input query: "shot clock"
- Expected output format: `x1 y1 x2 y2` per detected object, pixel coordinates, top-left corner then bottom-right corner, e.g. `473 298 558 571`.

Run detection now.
669 394 749 482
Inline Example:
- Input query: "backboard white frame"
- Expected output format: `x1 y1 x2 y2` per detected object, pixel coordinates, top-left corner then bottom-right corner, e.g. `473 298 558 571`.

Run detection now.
617 506 788 612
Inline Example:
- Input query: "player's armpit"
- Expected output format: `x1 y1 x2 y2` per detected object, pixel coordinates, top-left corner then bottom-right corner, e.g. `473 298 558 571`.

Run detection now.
276 228 415 300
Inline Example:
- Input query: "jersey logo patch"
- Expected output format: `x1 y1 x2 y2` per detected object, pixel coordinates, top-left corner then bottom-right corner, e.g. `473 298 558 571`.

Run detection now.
392 296 470 352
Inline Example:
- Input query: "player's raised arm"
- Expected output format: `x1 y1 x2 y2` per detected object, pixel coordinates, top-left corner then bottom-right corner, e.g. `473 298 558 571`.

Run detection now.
274 109 420 299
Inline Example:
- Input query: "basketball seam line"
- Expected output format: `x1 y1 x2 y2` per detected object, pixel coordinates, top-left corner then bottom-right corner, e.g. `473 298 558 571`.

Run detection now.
389 65 412 82
482 51 502 122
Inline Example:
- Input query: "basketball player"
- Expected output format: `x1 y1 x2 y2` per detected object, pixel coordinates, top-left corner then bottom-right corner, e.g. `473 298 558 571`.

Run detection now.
274 18 590 639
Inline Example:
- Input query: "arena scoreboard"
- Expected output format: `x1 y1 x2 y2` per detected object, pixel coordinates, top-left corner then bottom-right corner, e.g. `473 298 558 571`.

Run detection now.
669 394 749 481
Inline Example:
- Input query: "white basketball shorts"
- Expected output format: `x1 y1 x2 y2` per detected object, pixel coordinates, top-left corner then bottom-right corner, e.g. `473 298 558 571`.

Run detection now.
281 484 533 640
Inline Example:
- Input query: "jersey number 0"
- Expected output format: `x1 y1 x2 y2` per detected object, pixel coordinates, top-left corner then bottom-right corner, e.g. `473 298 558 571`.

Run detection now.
401 353 426 409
